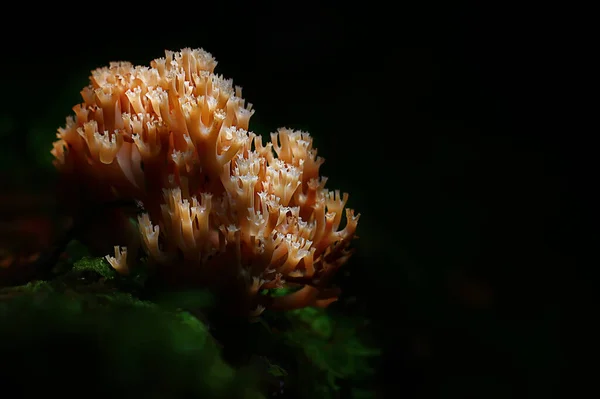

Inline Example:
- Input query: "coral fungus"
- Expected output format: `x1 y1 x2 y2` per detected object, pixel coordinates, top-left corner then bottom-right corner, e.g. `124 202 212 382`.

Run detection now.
51 48 359 315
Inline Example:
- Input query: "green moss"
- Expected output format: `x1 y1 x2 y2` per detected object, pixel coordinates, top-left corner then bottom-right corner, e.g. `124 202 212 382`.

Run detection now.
261 288 380 397
0 286 264 398
285 306 380 378
266 360 288 378
0 257 379 398
23 279 54 293
289 306 334 338
71 256 117 280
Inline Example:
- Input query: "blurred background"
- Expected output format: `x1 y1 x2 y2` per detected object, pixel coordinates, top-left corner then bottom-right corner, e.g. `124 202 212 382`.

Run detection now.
1 2 573 398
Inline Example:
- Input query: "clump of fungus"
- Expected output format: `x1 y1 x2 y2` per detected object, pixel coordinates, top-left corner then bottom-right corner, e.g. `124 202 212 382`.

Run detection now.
51 48 359 316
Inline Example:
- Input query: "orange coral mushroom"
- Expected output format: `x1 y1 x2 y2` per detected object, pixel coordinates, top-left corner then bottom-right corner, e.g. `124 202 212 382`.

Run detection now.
52 48 359 316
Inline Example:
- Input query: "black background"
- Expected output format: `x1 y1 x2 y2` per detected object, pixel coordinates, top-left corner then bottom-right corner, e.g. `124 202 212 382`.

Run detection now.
1 2 578 398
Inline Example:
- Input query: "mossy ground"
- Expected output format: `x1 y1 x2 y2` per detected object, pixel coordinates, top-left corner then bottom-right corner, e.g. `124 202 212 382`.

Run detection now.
0 255 380 398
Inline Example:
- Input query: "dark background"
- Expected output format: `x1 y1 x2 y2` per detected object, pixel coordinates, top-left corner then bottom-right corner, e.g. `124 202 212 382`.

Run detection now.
1 2 575 398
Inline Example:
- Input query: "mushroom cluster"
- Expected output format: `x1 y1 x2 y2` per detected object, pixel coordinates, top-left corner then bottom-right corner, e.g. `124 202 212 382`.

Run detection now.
51 48 359 315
